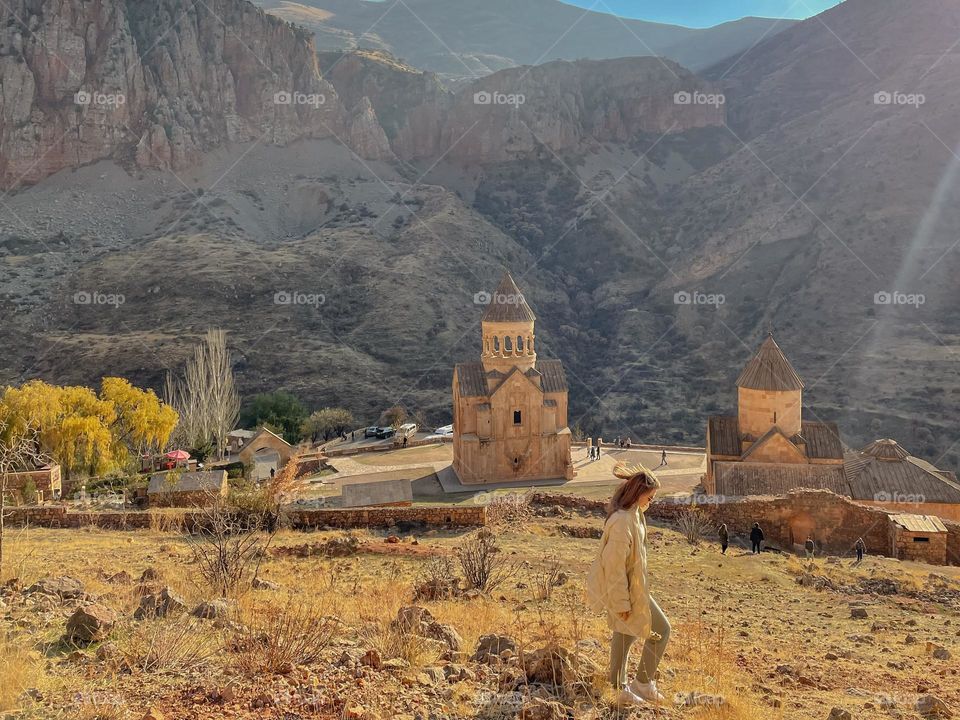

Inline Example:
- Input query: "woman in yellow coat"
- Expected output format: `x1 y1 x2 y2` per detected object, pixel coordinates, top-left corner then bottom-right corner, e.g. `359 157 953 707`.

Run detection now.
587 464 671 706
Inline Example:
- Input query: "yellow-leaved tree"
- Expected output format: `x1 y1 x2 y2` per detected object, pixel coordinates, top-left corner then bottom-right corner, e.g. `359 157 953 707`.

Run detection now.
101 377 179 469
0 379 178 481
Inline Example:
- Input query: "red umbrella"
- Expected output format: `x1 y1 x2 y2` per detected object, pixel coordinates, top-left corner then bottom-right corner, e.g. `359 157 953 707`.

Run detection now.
165 450 190 461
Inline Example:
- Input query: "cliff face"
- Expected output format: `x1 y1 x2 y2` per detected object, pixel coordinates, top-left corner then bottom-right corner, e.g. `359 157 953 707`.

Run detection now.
322 53 726 164
0 0 393 188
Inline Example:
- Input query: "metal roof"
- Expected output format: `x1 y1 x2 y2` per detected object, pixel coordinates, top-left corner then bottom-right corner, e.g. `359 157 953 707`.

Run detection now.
890 514 947 533
736 335 804 391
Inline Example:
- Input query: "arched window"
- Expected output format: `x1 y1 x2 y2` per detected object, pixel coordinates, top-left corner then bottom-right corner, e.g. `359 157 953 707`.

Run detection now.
493 336 500 353
504 336 512 352
517 336 523 352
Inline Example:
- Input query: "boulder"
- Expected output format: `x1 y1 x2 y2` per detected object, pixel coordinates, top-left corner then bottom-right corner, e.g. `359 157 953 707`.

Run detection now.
134 587 186 620
66 604 117 644
520 697 568 720
827 708 852 720
191 600 229 620
27 576 84 600
472 634 518 663
850 607 869 619
916 695 952 718
252 577 280 591
392 606 462 652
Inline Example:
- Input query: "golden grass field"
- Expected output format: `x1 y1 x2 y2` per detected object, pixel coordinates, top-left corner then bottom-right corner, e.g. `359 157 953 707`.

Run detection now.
0 505 957 719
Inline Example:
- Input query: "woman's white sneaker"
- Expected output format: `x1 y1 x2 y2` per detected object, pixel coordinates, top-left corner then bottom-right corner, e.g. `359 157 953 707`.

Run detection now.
629 679 666 702
615 687 645 706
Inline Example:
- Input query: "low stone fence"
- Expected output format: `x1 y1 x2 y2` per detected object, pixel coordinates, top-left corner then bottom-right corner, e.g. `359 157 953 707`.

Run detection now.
4 504 487 532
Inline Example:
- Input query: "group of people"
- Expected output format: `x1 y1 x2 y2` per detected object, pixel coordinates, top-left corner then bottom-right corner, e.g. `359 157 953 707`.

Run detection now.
588 465 870 707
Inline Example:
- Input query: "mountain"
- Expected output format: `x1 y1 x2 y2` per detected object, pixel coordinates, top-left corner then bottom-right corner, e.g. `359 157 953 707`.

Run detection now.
254 0 794 77
0 0 392 189
2 0 960 474
319 51 725 164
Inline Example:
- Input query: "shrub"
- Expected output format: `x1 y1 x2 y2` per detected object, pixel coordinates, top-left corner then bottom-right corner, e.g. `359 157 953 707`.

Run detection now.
457 529 522 592
120 619 218 673
0 633 37 712
678 506 713 545
233 595 340 675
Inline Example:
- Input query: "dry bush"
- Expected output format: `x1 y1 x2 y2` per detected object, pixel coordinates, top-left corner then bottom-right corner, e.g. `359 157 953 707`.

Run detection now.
119 619 218 673
530 556 565 602
0 633 38 712
413 556 460 601
234 594 340 675
188 495 275 597
457 528 523 592
72 696 131 720
359 620 440 668
678 506 714 545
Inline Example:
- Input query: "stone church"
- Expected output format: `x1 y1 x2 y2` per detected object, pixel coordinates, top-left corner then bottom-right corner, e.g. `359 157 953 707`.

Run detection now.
452 273 573 484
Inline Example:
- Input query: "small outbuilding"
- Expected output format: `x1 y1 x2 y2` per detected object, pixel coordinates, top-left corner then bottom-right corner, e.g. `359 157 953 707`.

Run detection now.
889 513 948 565
148 470 229 508
238 428 294 467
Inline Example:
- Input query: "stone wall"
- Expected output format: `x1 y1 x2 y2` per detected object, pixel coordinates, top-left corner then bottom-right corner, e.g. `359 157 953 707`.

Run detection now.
893 528 947 565
531 489 959 565
4 504 486 531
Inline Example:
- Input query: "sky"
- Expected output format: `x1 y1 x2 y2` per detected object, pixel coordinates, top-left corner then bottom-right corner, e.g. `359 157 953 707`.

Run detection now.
563 0 842 28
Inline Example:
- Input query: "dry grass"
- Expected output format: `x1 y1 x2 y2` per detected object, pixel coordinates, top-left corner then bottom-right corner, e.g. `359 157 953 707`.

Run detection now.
0 632 40 712
1 516 958 719
117 618 219 673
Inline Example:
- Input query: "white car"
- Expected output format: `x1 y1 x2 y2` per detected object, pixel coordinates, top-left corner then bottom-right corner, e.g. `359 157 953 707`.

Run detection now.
434 424 453 436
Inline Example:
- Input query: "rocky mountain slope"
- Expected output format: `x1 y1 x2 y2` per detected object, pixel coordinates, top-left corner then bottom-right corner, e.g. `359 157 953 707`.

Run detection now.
256 0 794 77
2 0 960 472
0 0 392 189
320 51 725 164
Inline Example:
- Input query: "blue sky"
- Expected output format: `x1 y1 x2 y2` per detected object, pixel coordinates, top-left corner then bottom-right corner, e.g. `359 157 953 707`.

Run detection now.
563 0 842 28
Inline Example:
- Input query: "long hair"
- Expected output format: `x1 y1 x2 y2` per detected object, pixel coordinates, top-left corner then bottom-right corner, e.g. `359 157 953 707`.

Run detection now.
606 463 661 518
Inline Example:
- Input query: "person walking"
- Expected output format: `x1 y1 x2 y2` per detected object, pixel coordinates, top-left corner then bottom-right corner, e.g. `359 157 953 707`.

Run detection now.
718 523 729 555
660 449 668 467
855 537 866 563
750 522 764 554
587 464 671 707
596 439 602 460
804 536 816 559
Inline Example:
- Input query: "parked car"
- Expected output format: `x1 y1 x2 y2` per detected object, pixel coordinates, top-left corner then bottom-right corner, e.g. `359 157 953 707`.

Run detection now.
375 427 395 439
398 422 418 438
434 424 453 436
363 426 380 438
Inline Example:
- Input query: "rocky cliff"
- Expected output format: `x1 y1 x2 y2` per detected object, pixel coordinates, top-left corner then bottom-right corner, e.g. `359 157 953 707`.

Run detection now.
0 0 393 188
320 52 726 164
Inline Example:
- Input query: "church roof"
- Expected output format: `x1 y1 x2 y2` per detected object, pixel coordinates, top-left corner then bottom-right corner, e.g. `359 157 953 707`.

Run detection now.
537 359 568 393
861 438 910 461
706 416 843 460
844 443 960 504
481 272 536 323
736 335 804 391
454 362 488 398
